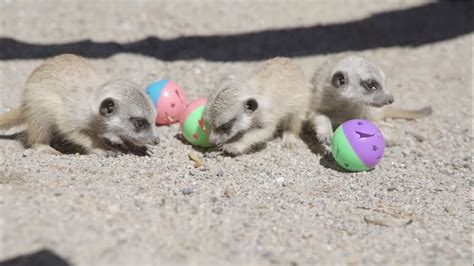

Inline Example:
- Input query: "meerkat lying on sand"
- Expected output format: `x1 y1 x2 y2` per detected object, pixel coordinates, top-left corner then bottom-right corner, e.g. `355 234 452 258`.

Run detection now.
309 54 432 152
205 57 313 155
0 54 158 156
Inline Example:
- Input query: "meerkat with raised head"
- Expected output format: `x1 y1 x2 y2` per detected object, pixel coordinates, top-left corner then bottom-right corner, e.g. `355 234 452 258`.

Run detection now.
0 54 159 156
205 57 313 155
309 54 432 152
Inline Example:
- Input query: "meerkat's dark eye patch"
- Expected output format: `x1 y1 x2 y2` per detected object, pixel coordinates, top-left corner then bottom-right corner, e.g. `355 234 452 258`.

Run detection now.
332 71 348 88
216 118 236 134
130 117 150 131
100 98 116 117
361 79 380 91
244 98 258 113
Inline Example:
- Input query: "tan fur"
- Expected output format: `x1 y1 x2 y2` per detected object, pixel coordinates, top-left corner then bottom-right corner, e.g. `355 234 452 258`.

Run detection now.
0 54 158 155
0 107 24 129
205 57 313 155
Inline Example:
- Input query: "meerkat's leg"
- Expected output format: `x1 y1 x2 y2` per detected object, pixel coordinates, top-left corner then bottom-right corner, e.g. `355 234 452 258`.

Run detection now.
31 144 62 155
309 112 333 153
64 134 119 157
63 131 118 157
282 114 303 149
27 121 61 155
222 124 277 155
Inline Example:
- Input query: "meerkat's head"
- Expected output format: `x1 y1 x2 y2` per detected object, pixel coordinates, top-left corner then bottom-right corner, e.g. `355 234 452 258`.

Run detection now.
95 80 158 146
327 55 394 107
204 79 259 145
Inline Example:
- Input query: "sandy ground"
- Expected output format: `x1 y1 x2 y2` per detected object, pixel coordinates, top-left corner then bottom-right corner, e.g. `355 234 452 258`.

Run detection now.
0 1 472 265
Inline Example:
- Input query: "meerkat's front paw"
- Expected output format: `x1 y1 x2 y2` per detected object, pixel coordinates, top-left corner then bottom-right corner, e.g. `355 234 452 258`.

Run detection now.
221 143 246 156
282 133 298 149
129 144 152 156
316 133 332 155
31 144 62 155
144 144 155 156
90 148 119 157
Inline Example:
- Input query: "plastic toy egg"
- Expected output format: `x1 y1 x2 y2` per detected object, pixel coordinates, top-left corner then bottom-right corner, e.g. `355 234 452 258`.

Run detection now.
331 119 385 172
146 80 188 125
179 98 213 147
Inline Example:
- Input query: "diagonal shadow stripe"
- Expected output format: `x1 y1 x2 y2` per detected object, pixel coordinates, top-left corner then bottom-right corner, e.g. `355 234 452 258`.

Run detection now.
0 2 472 61
0 249 69 266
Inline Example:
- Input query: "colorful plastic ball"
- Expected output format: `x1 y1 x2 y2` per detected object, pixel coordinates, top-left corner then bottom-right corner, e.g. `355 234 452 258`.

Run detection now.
146 80 188 125
179 98 213 148
331 119 385 172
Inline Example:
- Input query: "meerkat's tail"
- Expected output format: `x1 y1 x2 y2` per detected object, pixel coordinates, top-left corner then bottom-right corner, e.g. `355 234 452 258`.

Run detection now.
382 105 432 120
0 107 25 129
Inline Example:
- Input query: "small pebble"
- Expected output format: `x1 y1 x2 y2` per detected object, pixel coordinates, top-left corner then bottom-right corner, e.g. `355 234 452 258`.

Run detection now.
444 206 454 213
22 150 33 157
189 152 203 168
411 133 426 142
262 251 274 258
216 170 224 177
134 199 145 208
223 189 236 198
212 207 223 214
107 204 120 214
401 149 411 156
182 188 193 195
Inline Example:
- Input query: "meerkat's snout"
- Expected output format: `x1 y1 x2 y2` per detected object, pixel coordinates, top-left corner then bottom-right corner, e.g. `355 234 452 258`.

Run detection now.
369 92 394 107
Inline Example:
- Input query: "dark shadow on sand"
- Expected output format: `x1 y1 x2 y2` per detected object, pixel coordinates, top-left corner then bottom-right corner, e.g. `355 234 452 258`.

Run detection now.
0 249 69 266
1 2 472 61
300 123 347 173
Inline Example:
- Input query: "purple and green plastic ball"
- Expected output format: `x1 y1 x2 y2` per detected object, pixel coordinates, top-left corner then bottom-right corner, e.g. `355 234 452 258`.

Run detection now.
331 119 385 172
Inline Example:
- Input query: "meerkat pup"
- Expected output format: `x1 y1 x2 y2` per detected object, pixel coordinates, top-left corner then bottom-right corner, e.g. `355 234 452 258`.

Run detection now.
0 54 159 156
309 54 432 152
204 57 313 155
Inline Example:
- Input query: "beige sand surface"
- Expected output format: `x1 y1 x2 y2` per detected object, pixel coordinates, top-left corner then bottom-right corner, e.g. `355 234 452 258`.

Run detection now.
0 1 472 265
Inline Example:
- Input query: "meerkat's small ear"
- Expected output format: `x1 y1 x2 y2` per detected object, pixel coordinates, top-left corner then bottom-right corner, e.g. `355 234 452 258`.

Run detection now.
244 98 258 113
331 71 348 88
99 98 117 117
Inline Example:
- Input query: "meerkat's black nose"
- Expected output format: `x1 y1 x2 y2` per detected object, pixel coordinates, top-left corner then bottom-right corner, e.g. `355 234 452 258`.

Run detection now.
387 96 394 104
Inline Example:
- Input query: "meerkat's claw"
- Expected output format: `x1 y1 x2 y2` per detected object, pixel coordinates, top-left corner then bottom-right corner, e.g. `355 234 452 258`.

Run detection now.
315 133 332 155
221 143 245 156
145 144 155 156
129 145 150 156
321 143 332 155
316 133 332 147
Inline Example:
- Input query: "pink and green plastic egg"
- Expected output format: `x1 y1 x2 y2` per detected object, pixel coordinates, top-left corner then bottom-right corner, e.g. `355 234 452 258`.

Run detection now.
179 98 213 148
331 119 385 172
146 80 188 125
